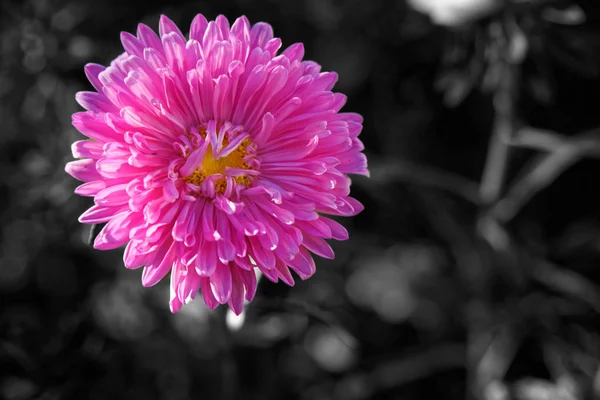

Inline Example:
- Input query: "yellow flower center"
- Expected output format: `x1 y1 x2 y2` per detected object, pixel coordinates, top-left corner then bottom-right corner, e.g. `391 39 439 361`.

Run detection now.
184 138 253 193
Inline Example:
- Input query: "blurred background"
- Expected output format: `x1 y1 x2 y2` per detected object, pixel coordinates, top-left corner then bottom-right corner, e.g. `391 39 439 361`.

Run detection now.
2 0 600 399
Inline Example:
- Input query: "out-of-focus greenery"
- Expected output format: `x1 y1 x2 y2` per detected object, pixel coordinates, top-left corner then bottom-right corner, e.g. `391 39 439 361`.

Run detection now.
1 0 600 399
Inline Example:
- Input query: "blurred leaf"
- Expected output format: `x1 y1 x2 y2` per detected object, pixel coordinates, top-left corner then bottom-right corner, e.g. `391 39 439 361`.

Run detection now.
557 219 600 257
543 334 599 384
482 380 510 400
594 367 600 398
304 325 357 373
436 69 477 107
547 28 600 78
0 377 37 400
525 74 555 105
542 5 586 25
507 22 529 65
244 297 358 349
0 340 35 371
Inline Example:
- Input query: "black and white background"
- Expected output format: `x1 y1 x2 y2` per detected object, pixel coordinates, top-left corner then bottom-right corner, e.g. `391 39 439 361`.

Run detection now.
2 0 600 399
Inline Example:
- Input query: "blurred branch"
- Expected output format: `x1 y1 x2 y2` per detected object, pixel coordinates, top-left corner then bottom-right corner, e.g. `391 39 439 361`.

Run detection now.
507 127 568 152
474 14 523 400
479 24 517 207
366 158 481 204
413 190 490 400
493 127 600 223
532 261 600 314
508 127 600 154
475 325 520 393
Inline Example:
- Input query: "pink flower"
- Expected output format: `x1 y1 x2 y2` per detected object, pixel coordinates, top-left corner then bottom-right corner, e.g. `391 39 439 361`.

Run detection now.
65 14 368 314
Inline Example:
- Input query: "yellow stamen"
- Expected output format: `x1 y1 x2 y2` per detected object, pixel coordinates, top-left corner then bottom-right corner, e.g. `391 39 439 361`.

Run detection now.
184 138 253 192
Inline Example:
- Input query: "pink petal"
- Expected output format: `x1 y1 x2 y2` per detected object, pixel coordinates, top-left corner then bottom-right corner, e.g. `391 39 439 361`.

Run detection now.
275 260 295 286
236 267 257 302
210 263 232 304
302 235 335 259
79 204 124 224
282 42 304 62
200 278 219 310
195 240 217 276
159 15 185 41
120 31 144 57
95 184 129 206
137 23 163 51
287 247 316 279
94 211 134 250
250 22 273 49
65 159 101 182
72 112 120 142
75 92 114 113
228 267 245 315
71 140 103 159
84 63 106 92
215 15 231 37
190 14 208 41
230 16 250 44
75 181 106 197
142 240 177 287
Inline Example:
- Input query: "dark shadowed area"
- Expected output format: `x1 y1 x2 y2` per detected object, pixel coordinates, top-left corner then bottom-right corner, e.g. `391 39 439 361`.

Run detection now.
2 0 600 399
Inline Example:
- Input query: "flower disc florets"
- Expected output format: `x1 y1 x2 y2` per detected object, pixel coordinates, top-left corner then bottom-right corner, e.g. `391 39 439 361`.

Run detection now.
177 121 258 197
65 14 368 314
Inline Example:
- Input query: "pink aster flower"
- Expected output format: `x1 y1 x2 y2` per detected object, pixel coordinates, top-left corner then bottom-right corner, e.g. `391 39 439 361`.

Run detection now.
65 14 368 314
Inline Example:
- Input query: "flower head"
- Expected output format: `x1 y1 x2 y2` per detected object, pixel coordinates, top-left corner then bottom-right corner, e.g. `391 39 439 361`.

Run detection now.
65 14 368 314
